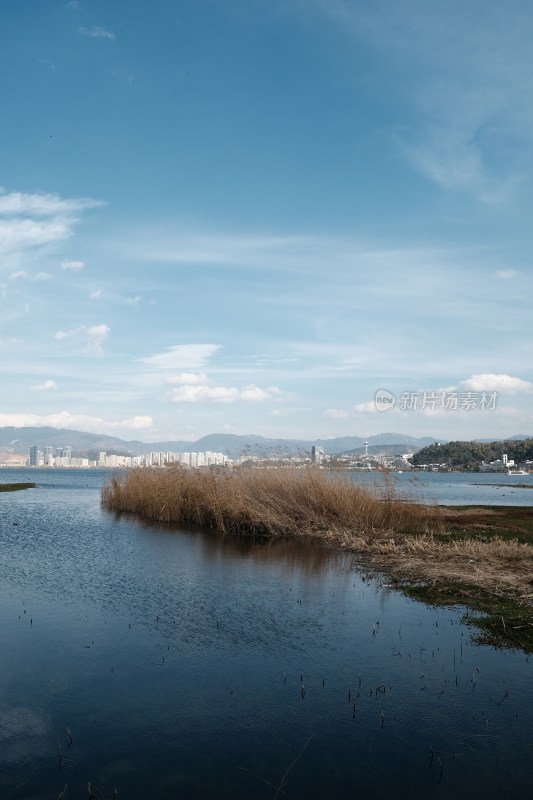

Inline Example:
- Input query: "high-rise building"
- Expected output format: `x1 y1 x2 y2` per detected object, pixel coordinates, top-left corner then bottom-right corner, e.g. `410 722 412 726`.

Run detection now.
311 446 325 464
29 446 38 466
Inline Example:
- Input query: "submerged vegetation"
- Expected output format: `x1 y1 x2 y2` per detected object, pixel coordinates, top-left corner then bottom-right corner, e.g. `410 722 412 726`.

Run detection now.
102 466 533 651
404 583 533 652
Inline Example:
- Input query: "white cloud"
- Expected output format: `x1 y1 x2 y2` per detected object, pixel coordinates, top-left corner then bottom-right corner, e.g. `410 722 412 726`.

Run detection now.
79 26 115 39
54 326 84 341
353 401 380 413
89 289 103 300
30 379 57 392
0 411 153 435
0 218 71 255
171 382 282 404
240 385 272 401
61 259 85 271
0 189 101 217
460 373 533 394
166 372 208 386
87 323 110 353
323 408 351 419
8 269 51 282
53 323 109 352
0 189 102 267
140 343 222 370
126 295 141 306
496 268 517 279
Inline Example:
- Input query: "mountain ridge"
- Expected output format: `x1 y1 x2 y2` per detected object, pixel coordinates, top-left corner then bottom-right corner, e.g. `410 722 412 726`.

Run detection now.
0 426 441 459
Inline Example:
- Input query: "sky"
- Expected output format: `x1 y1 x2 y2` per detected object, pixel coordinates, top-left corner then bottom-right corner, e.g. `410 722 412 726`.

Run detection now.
1 0 532 443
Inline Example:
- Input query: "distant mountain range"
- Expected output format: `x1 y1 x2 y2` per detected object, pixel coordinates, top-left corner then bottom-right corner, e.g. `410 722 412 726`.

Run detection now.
0 426 441 459
1 426 530 461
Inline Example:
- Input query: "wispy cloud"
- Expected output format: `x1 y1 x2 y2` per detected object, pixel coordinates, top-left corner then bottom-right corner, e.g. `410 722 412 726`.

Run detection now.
140 344 222 370
0 189 102 270
30 379 57 392
353 401 381 414
311 0 533 203
54 325 84 341
53 323 110 353
61 259 85 271
79 26 115 40
0 189 101 217
9 269 51 282
496 268 517 279
323 408 350 419
0 411 153 435
119 229 318 270
165 372 208 386
89 289 103 299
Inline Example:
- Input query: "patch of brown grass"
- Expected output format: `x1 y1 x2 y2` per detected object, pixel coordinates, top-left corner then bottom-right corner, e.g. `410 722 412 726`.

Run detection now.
101 465 437 538
101 466 533 603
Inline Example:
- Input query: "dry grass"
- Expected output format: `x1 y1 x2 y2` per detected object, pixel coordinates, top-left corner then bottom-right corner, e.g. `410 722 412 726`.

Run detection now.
369 534 533 601
101 466 533 603
101 465 438 539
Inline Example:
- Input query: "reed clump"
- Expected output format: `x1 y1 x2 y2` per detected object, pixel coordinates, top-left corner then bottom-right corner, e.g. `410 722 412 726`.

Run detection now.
101 467 533 611
101 465 438 540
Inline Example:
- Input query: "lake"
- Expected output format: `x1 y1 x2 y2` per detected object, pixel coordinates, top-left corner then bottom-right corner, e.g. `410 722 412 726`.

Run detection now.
350 469 533 506
1 468 532 799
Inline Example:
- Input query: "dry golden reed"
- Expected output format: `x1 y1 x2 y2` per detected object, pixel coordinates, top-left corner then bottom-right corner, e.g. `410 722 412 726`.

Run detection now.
101 465 438 539
101 466 533 598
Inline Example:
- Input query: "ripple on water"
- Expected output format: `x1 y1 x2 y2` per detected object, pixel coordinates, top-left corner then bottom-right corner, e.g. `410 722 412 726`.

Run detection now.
1 470 533 799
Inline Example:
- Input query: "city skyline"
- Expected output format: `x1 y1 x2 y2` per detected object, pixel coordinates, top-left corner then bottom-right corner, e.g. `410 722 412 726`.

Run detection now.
1 1 532 443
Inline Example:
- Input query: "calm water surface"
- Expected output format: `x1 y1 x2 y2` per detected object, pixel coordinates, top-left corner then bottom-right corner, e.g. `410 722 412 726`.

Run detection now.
1 469 532 799
351 469 533 506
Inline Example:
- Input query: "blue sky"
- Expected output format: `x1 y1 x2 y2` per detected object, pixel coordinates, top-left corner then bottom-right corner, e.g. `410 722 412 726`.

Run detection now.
1 0 532 442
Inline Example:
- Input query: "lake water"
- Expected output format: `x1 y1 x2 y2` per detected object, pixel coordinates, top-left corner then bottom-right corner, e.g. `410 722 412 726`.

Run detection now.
350 469 533 506
1 468 532 799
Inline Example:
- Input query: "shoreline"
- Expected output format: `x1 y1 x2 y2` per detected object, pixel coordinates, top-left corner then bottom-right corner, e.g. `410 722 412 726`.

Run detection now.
101 467 533 651
353 505 533 652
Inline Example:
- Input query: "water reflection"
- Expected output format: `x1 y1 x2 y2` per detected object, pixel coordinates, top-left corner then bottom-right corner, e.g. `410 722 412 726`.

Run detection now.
126 511 347 573
1 470 533 798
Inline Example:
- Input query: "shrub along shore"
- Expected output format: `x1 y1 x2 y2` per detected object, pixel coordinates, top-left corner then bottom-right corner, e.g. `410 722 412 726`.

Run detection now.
102 466 533 650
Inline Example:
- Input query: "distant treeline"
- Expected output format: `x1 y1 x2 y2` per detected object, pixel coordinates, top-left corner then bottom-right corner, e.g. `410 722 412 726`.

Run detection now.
412 438 533 471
